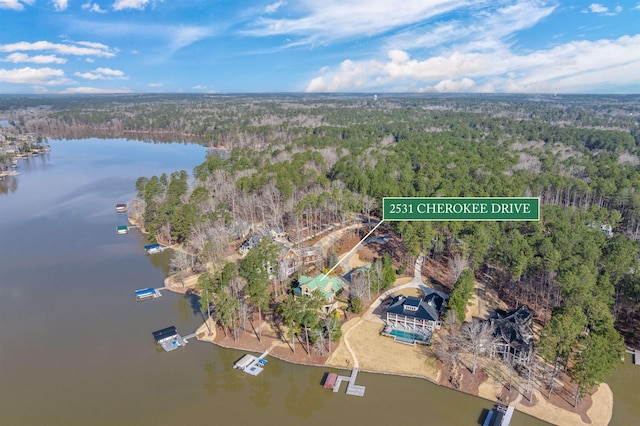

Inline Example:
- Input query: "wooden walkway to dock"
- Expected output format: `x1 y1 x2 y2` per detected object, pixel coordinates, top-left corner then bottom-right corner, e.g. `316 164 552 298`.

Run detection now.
332 368 365 397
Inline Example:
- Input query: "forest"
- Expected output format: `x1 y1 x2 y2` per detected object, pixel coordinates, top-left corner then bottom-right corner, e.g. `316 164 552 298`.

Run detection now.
4 93 640 397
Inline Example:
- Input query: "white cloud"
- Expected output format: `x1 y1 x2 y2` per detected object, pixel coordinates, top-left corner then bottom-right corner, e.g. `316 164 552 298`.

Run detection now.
0 67 66 85
147 83 162 87
588 3 622 15
112 0 149 11
420 78 476 92
52 0 68 11
589 3 608 13
247 0 475 45
190 85 218 93
168 26 213 52
59 86 132 94
74 41 111 50
385 1 556 52
0 40 115 57
71 21 213 53
265 1 285 14
82 2 106 13
86 58 95 63
305 35 640 93
3 53 67 64
0 0 34 10
75 67 127 80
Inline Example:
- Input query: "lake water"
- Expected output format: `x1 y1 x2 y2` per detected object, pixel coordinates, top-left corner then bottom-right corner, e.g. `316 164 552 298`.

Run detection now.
1 138 633 425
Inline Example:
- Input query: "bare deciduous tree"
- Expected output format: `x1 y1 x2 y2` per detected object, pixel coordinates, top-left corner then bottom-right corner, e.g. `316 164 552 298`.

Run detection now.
449 253 469 283
170 250 192 287
460 320 494 375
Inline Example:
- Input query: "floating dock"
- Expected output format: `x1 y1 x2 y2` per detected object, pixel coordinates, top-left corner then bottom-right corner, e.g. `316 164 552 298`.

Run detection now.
330 368 365 397
234 349 270 376
116 225 129 234
152 326 187 352
115 203 127 213
135 287 165 301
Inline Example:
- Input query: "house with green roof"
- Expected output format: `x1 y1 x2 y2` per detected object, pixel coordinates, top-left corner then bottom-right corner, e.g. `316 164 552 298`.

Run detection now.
294 274 343 311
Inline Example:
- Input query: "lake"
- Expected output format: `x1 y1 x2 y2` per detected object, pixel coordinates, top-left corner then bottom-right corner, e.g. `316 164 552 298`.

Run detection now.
1 138 633 425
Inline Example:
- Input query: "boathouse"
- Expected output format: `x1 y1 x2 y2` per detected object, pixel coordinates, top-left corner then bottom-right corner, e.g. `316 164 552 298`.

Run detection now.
116 225 128 235
152 326 185 352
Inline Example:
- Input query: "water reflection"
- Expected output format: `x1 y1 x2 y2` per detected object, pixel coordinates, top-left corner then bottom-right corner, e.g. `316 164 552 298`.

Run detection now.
0 174 18 194
286 369 331 418
608 356 640 425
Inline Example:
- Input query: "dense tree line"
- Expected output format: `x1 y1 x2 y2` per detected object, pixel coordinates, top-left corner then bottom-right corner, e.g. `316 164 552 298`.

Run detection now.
5 93 640 393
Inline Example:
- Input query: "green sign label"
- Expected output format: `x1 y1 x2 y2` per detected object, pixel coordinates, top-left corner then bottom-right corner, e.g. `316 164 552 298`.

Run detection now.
383 197 539 221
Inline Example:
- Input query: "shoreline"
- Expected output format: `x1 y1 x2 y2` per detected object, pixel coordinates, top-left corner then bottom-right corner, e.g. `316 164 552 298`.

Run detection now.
129 212 612 426
160 269 613 426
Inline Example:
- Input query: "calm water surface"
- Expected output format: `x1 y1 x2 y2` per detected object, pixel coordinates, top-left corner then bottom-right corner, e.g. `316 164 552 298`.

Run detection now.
1 138 620 425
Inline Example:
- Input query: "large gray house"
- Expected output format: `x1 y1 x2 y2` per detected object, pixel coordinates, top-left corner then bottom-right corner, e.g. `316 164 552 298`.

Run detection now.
383 288 449 344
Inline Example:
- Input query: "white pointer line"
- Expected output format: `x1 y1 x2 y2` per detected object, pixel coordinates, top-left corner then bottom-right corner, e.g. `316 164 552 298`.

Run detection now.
320 220 385 280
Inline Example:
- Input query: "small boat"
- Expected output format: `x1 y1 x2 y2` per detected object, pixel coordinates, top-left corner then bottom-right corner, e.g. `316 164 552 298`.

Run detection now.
323 372 338 389
116 225 128 234
115 203 127 213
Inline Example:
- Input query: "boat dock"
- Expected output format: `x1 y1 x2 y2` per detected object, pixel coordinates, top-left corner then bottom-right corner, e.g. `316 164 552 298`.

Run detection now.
234 349 270 376
330 368 365 397
144 243 169 254
482 404 513 426
152 326 187 352
116 225 129 234
135 287 166 301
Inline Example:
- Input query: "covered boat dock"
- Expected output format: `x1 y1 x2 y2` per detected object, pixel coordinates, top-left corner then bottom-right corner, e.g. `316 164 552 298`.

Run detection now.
144 243 168 254
152 326 187 352
135 287 165 301
326 368 366 397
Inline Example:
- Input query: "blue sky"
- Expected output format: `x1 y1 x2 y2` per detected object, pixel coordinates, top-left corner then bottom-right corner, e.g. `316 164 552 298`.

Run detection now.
1 1 639 94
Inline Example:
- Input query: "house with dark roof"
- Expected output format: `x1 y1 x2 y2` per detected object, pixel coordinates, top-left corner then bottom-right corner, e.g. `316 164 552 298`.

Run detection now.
489 305 534 364
383 288 448 344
